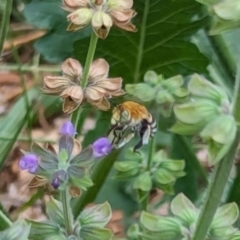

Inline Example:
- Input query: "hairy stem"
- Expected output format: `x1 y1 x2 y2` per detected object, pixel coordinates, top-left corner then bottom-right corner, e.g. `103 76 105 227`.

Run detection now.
192 63 240 240
61 189 73 235
81 32 98 88
71 32 98 127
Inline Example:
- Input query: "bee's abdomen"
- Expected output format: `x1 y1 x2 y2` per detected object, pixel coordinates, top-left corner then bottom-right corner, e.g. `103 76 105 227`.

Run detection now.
149 116 157 137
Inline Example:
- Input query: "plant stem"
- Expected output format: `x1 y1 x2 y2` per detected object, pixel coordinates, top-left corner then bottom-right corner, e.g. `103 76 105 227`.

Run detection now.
61 189 73 235
81 32 98 88
0 0 12 56
192 63 240 240
0 64 60 73
141 136 155 211
71 32 98 126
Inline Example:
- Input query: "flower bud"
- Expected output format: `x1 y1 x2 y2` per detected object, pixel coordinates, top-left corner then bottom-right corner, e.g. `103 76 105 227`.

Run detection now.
92 137 112 158
67 8 93 31
92 11 113 39
200 115 237 144
174 100 220 124
60 120 77 137
133 172 152 192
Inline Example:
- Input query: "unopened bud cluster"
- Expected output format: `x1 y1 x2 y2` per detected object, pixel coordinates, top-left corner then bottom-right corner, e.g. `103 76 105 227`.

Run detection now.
196 0 240 34
114 149 185 199
127 193 240 240
125 71 189 117
171 74 236 164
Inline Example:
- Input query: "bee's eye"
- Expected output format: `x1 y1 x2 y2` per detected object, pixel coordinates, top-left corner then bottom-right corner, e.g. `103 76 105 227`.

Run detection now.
121 110 129 121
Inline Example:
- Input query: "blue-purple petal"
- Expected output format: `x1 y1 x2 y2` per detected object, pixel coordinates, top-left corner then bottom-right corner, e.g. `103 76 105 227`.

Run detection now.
19 154 38 173
92 137 112 158
60 121 77 137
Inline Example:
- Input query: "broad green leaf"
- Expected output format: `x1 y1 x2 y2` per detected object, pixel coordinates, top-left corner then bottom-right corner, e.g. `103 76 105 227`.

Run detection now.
0 88 39 170
0 219 30 240
23 0 91 62
74 0 209 83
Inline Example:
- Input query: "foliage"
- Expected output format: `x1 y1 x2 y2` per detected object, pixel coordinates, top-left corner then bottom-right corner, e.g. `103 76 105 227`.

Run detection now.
1 0 240 240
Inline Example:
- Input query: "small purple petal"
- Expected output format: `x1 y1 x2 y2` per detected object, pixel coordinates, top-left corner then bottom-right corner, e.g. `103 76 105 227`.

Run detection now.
60 121 77 137
19 154 38 173
92 137 112 158
52 178 60 189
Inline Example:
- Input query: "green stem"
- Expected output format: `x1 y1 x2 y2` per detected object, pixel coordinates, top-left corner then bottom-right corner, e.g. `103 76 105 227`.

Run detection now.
0 0 12 56
141 136 155 211
73 150 119 219
61 189 73 235
192 63 240 240
71 32 98 127
0 64 61 73
81 32 98 88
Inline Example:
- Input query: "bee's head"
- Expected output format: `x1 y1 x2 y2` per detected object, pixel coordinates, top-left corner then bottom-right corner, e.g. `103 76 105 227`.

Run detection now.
111 104 130 125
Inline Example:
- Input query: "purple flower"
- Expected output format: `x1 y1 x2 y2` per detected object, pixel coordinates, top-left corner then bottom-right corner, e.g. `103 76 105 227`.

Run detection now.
60 120 77 137
19 154 38 173
92 137 112 158
52 177 60 189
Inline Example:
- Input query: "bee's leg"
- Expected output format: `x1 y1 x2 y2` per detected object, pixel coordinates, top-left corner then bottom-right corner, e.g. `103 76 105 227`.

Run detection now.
133 120 151 152
117 132 135 148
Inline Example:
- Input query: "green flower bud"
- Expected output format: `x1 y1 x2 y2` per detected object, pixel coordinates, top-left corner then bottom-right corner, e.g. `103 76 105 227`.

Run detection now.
169 120 205 135
140 211 180 240
170 193 198 224
114 161 140 179
161 75 184 89
212 203 239 229
174 99 220 124
70 175 93 191
213 0 240 21
144 70 158 85
156 91 174 104
152 149 167 163
188 74 228 103
80 227 113 240
161 160 185 171
125 83 155 102
133 172 152 191
79 202 112 228
127 224 141 239
173 88 189 98
153 168 175 184
200 115 237 145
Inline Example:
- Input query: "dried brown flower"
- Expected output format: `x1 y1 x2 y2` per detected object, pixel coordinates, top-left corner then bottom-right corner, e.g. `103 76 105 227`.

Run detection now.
42 58 125 113
63 0 137 39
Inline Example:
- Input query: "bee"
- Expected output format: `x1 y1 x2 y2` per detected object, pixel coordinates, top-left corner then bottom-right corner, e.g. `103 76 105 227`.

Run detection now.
107 101 157 152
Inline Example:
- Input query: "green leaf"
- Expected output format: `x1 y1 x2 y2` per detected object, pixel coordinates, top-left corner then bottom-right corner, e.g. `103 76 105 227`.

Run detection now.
0 219 30 240
74 0 209 83
170 193 198 223
133 172 152 192
153 168 175 185
46 197 64 227
79 202 112 228
0 210 11 231
212 203 239 229
80 227 113 240
23 0 91 63
0 88 39 170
